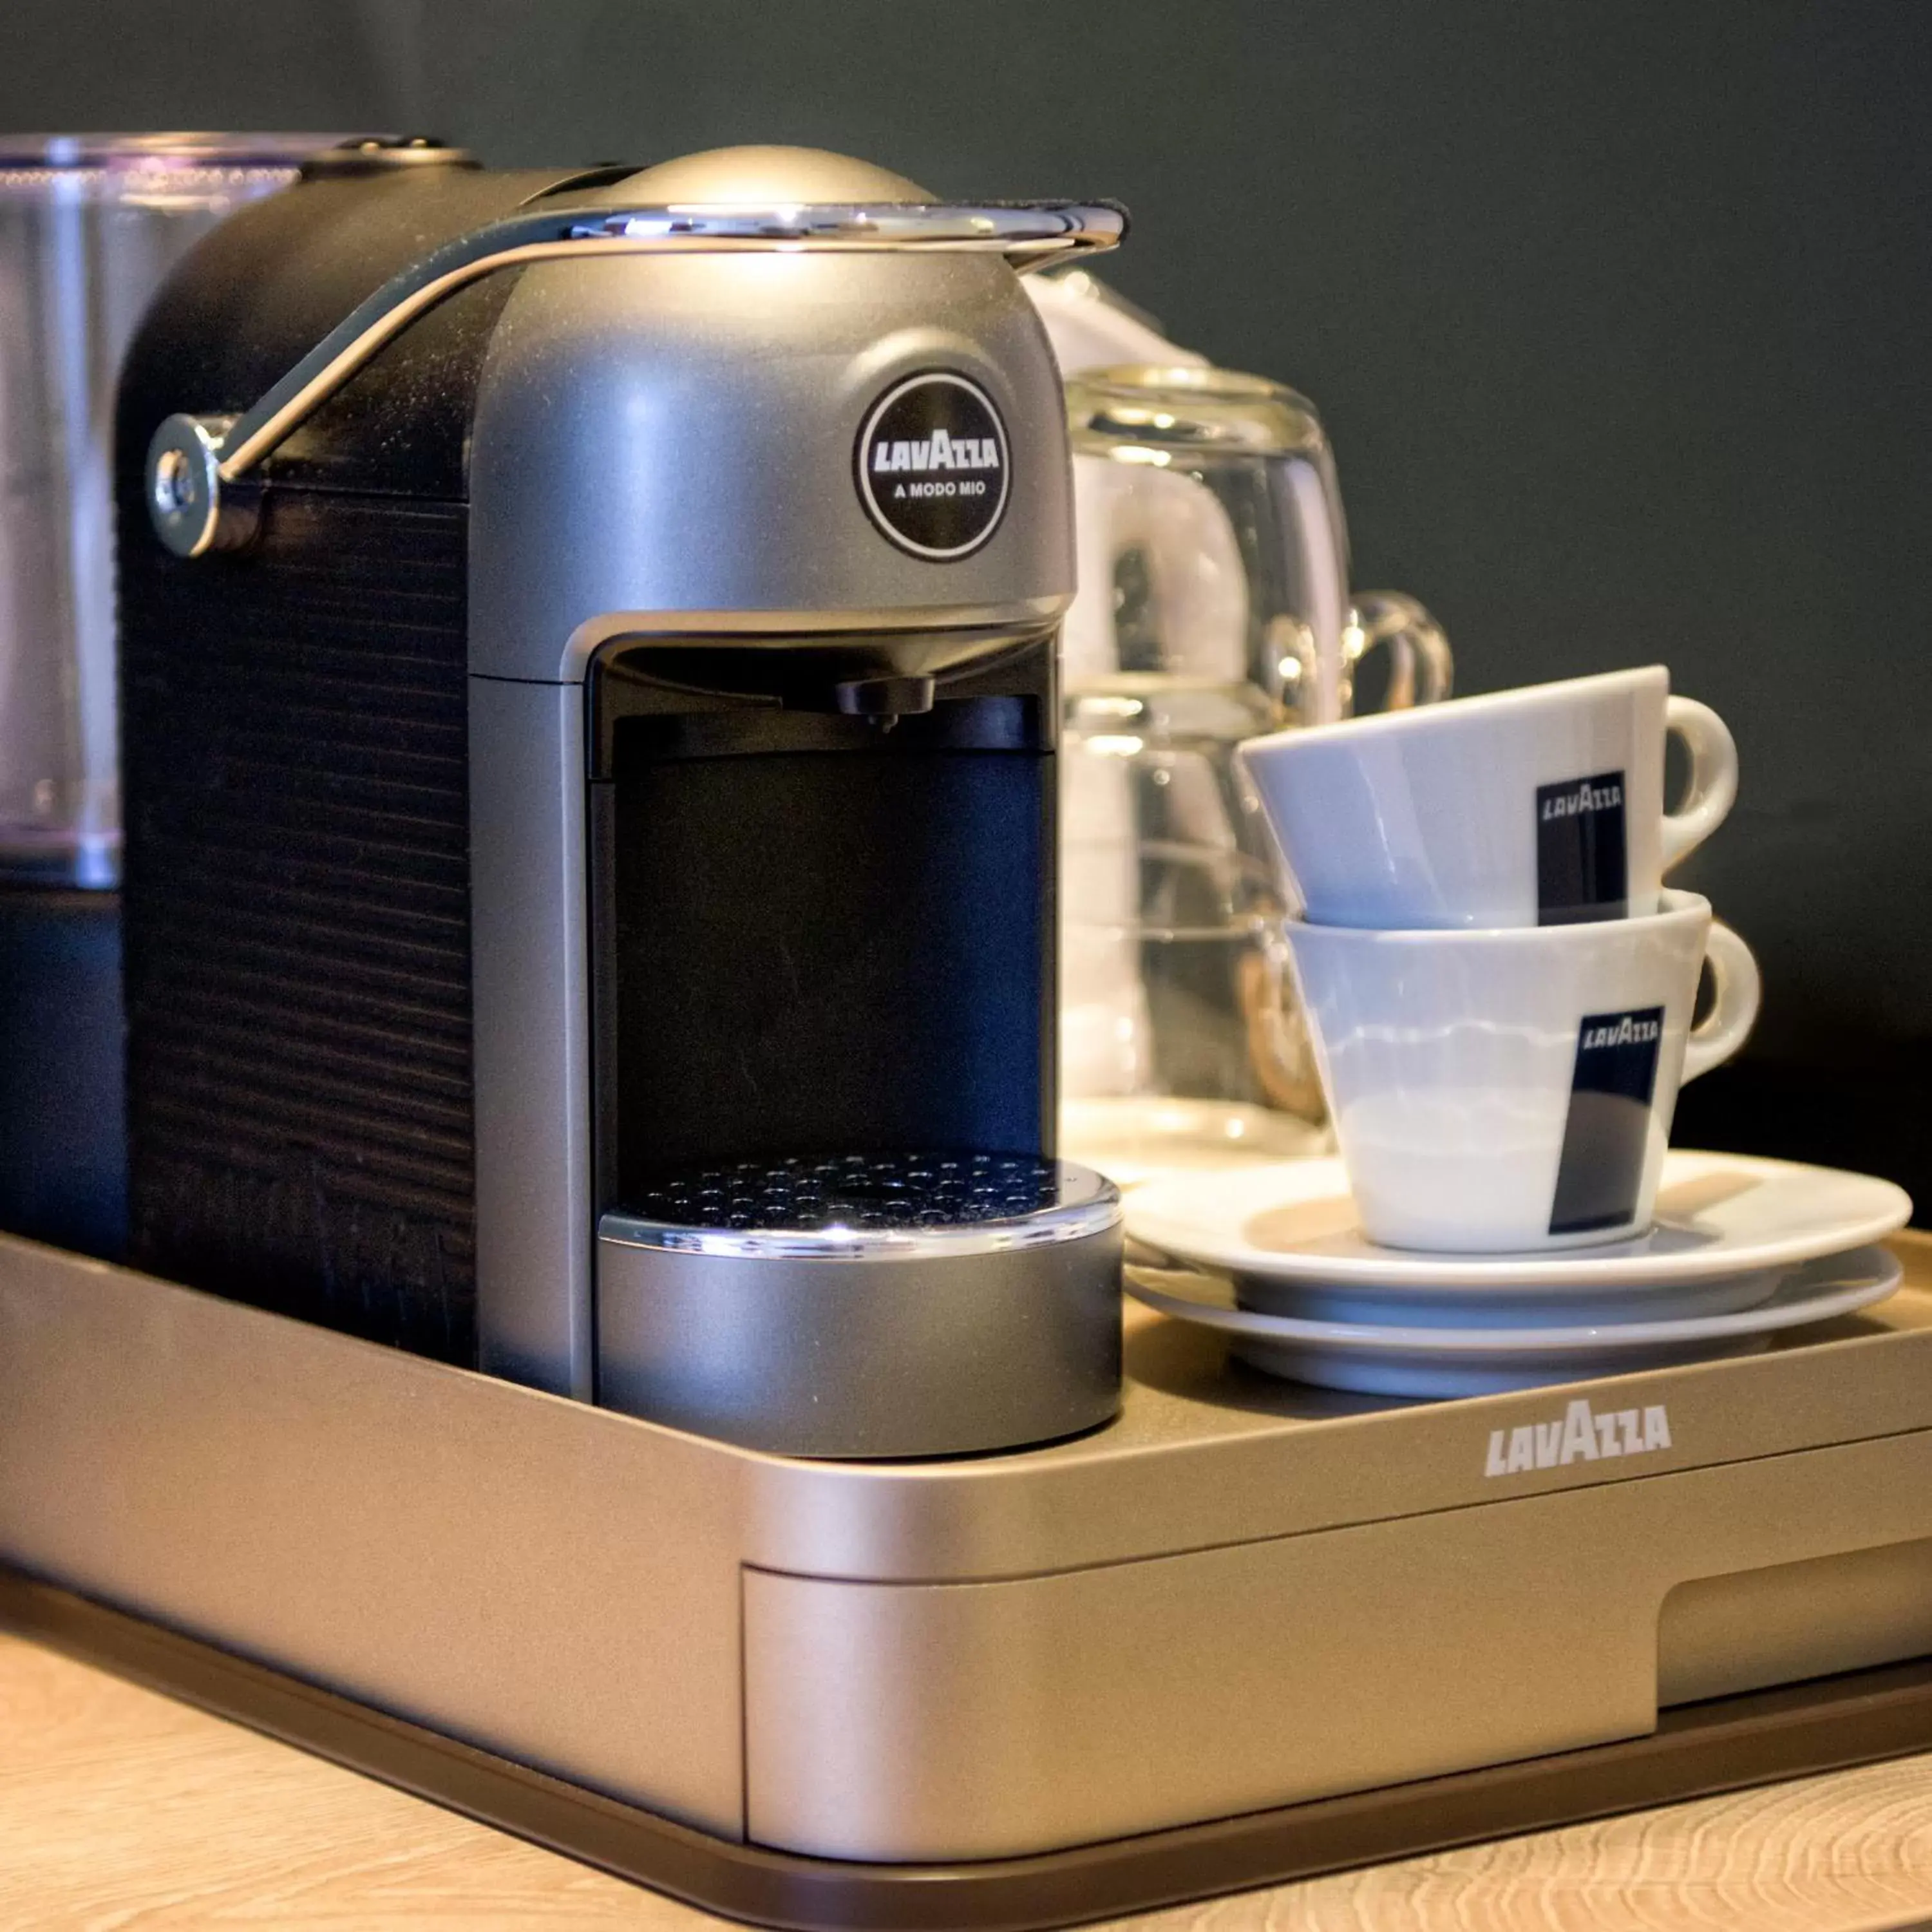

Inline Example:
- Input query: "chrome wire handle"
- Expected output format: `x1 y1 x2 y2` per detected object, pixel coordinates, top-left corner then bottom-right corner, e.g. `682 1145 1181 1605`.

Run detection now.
146 200 1126 557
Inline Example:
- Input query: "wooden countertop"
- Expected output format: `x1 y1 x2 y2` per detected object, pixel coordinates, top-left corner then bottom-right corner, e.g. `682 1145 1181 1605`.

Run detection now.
5 1630 1932 1929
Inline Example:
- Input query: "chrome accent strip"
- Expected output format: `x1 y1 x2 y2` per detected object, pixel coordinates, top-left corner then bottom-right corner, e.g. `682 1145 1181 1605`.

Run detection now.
215 204 1120 481
143 200 1124 555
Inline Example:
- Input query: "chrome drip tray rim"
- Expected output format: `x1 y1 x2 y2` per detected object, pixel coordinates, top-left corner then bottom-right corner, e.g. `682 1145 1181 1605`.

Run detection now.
600 1152 1120 1260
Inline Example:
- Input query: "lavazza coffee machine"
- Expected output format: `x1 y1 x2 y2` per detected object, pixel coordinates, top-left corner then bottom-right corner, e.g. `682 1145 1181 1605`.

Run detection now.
3 142 1932 1929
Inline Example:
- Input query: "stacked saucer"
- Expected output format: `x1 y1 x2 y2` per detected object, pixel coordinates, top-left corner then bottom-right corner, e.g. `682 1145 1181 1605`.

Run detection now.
1119 668 1913 1396
1124 1150 1908 1396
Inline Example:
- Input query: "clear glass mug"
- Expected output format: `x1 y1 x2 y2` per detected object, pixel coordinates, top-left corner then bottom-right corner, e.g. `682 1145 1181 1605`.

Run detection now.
1058 365 1452 1182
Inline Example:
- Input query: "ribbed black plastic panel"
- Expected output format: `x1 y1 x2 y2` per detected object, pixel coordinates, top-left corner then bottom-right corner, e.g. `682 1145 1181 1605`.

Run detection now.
121 490 475 1361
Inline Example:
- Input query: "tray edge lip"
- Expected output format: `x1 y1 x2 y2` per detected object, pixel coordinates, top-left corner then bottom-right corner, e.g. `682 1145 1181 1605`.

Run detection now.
6 1559 1932 1932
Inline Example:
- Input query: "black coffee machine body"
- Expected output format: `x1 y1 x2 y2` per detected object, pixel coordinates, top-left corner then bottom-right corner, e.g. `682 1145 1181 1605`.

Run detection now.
116 145 1126 1455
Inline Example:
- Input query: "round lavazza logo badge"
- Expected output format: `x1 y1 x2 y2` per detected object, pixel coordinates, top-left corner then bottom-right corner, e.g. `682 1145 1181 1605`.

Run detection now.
855 372 1010 560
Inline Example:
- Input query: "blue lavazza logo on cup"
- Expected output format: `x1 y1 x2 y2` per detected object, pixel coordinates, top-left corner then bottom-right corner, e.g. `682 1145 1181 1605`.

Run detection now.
1536 769 1628 923
1547 1003 1665 1236
855 372 1009 560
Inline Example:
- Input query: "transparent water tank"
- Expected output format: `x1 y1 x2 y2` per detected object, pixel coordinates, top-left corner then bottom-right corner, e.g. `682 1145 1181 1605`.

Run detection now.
0 134 347 885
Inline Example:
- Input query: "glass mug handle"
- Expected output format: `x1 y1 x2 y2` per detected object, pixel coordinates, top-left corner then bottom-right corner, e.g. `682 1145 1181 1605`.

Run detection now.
1343 590 1454 712
1236 921 1329 1126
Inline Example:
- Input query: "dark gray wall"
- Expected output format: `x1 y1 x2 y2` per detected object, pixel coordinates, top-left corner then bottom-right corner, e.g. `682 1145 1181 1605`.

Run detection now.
6 0 1927 1200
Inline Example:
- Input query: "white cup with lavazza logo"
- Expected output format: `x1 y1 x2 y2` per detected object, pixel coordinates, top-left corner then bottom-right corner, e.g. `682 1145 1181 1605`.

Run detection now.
1237 666 1737 928
1282 890 1760 1251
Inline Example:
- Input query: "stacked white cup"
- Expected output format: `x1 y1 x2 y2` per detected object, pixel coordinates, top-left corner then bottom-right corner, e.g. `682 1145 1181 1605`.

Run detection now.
1236 667 1759 1252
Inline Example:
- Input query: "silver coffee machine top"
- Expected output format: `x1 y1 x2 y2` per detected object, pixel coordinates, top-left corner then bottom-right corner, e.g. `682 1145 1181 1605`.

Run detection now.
117 145 1127 1454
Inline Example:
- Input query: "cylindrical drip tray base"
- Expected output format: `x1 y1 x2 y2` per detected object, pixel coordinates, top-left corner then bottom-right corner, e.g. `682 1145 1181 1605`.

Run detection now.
596 1153 1122 1458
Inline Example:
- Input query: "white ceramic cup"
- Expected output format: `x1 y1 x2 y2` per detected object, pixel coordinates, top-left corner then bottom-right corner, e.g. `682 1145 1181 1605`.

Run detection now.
1282 890 1760 1252
1237 666 1737 928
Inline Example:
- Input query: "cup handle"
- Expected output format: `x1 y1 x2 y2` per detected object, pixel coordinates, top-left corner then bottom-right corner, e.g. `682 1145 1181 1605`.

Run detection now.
1345 591 1454 712
1661 696 1739 869
1681 920 1761 1083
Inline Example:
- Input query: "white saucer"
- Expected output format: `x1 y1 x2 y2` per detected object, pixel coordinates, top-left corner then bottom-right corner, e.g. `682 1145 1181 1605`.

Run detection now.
1125 1246 1904 1398
1237 1269 1782 1329
1125 1151 1912 1298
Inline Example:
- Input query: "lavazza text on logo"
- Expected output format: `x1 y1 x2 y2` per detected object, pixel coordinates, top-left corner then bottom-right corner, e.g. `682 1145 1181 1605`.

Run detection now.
871 427 1001 498
1484 1397 1672 1477
1540 777 1623 820
1579 1012 1662 1051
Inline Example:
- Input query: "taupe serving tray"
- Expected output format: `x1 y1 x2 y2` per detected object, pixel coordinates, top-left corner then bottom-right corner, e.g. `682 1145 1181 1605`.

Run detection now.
3 1226 1931 1926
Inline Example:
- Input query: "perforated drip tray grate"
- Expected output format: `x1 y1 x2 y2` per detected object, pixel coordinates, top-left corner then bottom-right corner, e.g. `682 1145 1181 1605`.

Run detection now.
594 1152 1125 1454
625 1152 1096 1233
